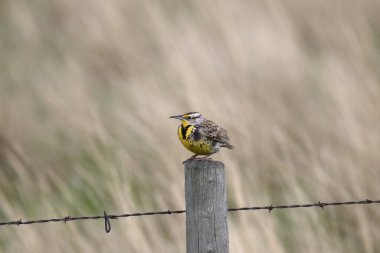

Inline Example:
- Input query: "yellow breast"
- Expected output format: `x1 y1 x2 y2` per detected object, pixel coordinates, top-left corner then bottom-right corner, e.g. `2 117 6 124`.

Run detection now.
177 122 213 155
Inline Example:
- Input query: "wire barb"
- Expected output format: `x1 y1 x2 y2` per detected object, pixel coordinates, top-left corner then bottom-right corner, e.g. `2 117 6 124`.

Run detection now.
0 199 378 228
104 211 111 233
268 204 273 213
64 216 70 223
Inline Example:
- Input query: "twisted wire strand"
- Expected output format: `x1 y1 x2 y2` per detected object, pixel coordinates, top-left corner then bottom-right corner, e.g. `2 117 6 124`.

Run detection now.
1 199 378 230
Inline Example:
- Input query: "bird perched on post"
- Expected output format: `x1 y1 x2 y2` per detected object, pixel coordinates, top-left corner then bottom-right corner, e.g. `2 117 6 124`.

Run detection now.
170 112 233 162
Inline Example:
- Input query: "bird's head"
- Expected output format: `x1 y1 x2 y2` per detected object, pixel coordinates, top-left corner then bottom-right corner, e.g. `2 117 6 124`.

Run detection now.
169 112 203 125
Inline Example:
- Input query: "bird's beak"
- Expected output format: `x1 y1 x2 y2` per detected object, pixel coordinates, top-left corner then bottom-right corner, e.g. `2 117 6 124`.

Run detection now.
169 115 183 120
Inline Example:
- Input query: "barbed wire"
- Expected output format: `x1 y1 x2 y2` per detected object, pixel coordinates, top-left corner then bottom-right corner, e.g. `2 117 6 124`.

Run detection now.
0 199 378 233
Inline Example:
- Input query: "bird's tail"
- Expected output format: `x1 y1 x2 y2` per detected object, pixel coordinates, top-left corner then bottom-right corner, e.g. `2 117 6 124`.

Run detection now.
223 143 234 150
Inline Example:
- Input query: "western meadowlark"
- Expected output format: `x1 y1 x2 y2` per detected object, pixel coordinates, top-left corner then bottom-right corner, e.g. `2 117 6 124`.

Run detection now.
170 112 233 162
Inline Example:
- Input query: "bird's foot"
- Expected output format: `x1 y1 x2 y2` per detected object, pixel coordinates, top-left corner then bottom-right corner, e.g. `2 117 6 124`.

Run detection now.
182 155 213 164
182 155 199 164
201 155 213 161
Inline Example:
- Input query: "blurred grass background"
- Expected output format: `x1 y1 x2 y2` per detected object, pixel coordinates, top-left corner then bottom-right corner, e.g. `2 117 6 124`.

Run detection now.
1 0 380 252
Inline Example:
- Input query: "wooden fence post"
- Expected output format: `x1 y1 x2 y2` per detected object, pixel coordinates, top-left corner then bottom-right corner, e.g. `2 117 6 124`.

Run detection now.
184 159 229 253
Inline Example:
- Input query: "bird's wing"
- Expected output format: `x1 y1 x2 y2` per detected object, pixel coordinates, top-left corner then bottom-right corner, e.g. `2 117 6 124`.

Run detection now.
196 120 231 144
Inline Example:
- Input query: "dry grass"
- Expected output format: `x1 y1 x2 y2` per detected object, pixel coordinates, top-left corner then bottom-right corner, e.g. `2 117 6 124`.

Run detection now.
1 0 380 252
